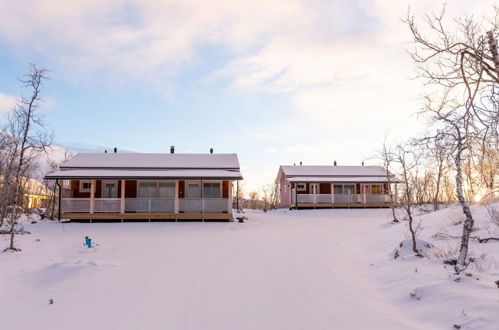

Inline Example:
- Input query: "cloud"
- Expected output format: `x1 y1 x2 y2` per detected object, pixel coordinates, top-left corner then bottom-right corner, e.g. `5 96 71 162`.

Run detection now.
0 92 17 114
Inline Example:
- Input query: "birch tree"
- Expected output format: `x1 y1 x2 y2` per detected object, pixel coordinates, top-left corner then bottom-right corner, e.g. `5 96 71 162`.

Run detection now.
406 5 499 272
2 64 52 251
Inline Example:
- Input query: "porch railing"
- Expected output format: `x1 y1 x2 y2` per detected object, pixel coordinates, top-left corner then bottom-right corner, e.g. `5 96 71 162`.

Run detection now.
61 197 228 214
94 198 121 213
125 198 174 213
296 194 392 204
179 198 228 213
62 198 90 213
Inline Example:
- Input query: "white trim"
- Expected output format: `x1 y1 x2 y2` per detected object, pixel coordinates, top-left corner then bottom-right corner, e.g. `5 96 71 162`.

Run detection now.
296 183 306 191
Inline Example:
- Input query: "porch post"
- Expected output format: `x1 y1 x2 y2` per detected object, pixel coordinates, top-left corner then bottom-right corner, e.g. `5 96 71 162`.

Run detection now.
227 180 233 214
363 184 367 204
174 180 179 214
236 180 239 211
89 180 95 214
394 183 398 204
120 179 125 214
331 183 334 204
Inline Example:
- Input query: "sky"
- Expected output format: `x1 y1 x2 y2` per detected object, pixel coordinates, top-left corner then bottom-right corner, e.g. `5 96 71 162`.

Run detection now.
0 0 492 193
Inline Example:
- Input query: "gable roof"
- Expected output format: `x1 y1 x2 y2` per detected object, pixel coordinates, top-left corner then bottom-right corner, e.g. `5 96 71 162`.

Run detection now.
278 165 400 183
60 153 240 170
46 153 242 180
280 165 388 177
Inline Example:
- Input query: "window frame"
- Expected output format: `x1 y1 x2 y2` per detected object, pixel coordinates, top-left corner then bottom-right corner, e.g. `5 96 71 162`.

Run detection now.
296 183 306 191
202 181 222 199
79 180 92 193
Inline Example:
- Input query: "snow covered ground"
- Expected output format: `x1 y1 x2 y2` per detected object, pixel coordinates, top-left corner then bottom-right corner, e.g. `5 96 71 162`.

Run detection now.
1 206 498 330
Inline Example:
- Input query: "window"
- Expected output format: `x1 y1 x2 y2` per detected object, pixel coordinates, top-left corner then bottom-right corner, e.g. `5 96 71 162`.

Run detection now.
296 183 306 191
370 184 382 194
186 182 201 198
159 182 175 198
79 180 92 193
138 181 175 198
203 182 221 198
343 184 355 194
334 184 356 195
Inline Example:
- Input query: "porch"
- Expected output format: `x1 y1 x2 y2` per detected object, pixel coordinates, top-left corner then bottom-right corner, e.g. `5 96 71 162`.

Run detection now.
294 193 394 208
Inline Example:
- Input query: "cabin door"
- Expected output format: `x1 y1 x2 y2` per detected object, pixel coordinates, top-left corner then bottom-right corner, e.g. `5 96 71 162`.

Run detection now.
102 181 118 198
310 183 319 195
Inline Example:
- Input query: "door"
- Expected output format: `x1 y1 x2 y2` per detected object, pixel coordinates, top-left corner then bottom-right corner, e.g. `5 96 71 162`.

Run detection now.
310 183 319 195
102 181 117 198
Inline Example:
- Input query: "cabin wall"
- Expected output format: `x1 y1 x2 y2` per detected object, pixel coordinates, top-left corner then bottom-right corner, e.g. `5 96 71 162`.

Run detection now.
279 175 291 208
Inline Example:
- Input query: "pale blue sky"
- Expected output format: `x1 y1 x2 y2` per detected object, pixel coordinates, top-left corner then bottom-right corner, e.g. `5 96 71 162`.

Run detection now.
0 0 488 192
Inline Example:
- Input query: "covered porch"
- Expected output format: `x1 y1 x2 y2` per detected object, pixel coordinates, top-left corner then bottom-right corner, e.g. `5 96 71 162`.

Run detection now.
290 180 399 208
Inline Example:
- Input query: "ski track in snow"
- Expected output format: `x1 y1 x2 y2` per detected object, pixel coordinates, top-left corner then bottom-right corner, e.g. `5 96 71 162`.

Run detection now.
0 209 468 329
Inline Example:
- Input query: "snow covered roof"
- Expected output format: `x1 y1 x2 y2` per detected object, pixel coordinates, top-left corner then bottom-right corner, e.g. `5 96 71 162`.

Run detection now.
279 165 400 183
60 153 240 170
46 152 243 180
281 165 388 177
45 169 242 180
287 176 402 183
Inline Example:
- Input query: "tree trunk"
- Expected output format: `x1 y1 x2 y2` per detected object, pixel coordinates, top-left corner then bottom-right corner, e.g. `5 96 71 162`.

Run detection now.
454 143 475 273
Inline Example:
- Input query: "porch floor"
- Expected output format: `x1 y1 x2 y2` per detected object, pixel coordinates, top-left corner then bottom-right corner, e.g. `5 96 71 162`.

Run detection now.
295 203 393 208
62 212 232 221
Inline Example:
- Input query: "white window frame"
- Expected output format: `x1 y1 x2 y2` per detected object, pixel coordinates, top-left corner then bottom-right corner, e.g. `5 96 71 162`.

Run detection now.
296 183 306 191
137 180 176 198
202 181 222 199
79 180 93 193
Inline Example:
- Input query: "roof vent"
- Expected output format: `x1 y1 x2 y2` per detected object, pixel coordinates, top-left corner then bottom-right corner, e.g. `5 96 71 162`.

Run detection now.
170 146 175 154
361 161 364 166
113 147 117 153
210 148 213 154
334 160 337 166
300 161 302 166
104 150 107 153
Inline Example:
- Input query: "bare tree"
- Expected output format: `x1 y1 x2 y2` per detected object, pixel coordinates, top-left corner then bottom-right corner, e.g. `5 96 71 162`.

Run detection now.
379 140 400 222
394 144 422 257
406 5 499 273
1 64 52 251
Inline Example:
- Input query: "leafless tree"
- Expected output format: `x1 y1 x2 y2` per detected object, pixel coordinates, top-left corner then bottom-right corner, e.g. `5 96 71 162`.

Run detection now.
1 64 52 251
394 144 422 257
378 140 400 222
406 5 499 272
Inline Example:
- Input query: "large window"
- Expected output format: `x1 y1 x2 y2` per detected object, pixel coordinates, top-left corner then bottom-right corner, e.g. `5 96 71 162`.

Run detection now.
138 181 175 198
333 184 356 194
296 183 306 191
203 182 221 198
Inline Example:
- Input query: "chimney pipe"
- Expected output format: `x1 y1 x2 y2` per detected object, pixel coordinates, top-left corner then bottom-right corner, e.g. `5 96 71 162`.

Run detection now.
334 160 337 166
170 146 175 154
113 147 117 153
210 148 213 154
104 150 107 153
362 161 364 166
300 161 302 166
